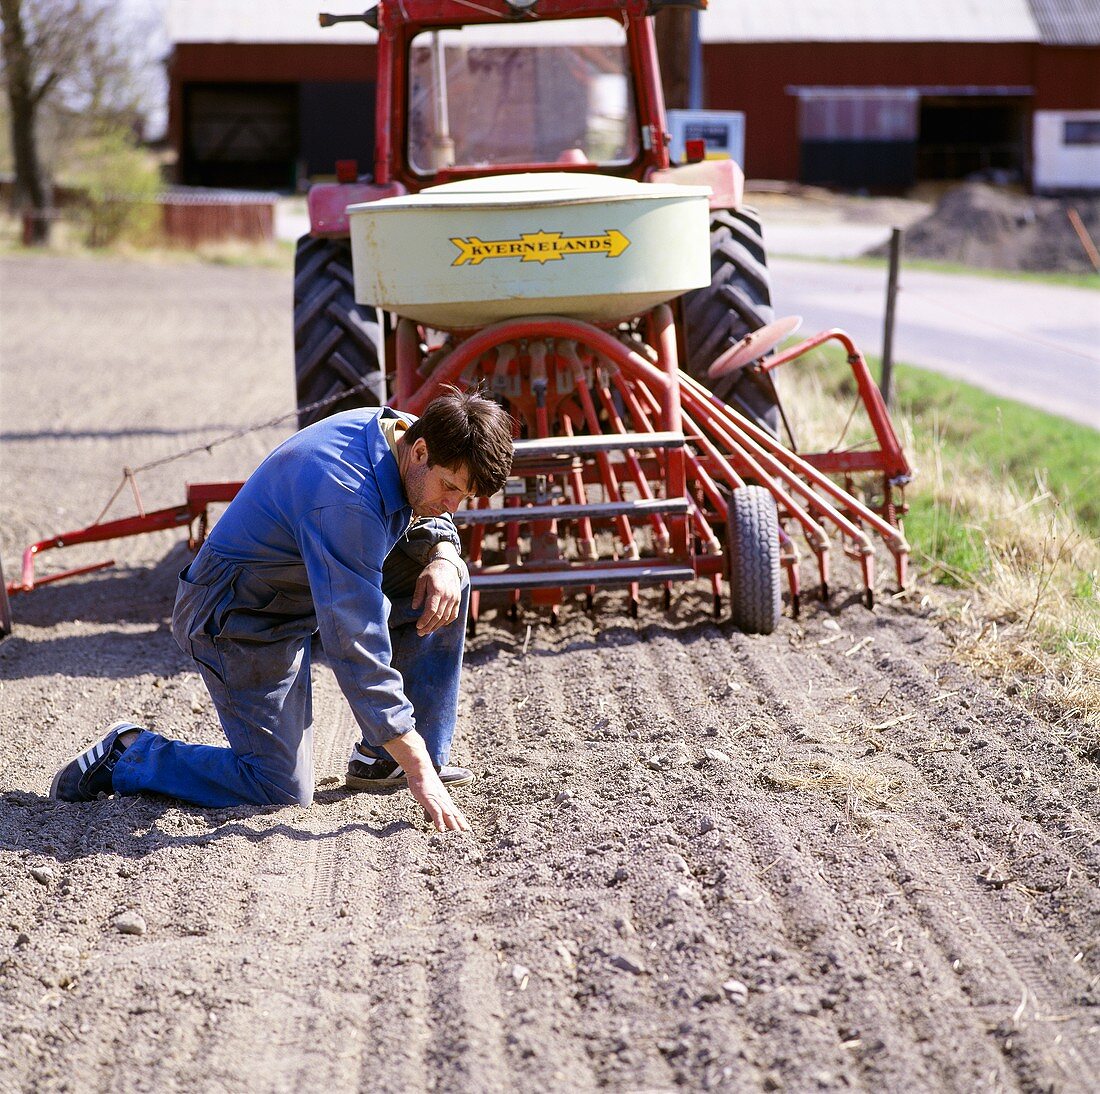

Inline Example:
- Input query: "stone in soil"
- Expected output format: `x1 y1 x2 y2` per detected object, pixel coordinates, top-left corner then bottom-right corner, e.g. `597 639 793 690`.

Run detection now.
113 912 147 936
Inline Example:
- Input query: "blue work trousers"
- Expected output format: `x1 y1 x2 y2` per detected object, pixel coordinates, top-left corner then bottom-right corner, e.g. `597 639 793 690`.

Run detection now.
112 558 468 809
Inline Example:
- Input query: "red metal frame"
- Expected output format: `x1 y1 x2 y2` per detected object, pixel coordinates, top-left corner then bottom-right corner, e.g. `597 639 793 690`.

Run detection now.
374 0 670 193
6 483 242 597
309 0 679 236
7 317 913 623
385 313 909 622
307 178 407 237
763 328 911 484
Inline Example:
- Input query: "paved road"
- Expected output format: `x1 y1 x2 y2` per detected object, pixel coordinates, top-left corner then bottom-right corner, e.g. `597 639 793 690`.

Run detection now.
770 258 1100 429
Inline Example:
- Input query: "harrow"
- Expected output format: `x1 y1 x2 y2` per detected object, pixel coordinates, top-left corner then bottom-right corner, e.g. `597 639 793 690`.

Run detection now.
9 315 911 636
400 309 911 631
6 0 915 637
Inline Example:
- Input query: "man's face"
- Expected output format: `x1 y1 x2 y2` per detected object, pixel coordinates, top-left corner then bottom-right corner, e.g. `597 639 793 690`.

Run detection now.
402 438 475 518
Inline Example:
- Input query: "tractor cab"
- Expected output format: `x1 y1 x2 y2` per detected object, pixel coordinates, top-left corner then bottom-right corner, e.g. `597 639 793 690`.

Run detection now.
402 16 643 183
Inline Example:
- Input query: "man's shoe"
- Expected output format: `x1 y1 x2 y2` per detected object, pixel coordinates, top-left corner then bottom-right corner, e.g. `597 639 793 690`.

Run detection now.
49 721 139 802
345 747 473 792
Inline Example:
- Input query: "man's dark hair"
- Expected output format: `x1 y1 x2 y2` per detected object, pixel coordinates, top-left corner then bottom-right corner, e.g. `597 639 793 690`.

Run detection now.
404 386 513 496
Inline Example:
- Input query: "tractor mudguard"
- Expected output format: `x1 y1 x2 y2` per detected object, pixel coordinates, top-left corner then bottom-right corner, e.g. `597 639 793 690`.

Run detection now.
649 159 744 212
307 180 408 237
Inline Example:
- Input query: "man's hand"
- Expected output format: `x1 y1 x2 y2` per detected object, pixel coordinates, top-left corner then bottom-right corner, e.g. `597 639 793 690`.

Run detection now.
385 730 470 833
406 766 470 832
412 550 464 636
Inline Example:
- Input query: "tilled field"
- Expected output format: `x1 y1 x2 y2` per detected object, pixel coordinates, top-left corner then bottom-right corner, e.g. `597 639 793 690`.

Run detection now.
1 255 1097 1092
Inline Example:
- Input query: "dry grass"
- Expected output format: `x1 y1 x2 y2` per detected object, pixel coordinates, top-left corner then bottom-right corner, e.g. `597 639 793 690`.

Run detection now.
928 505 1099 748
0 211 293 269
762 753 898 824
775 347 1100 753
904 414 1099 752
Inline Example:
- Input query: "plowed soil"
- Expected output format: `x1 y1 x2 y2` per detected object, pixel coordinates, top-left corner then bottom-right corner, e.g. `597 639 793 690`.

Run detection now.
2 255 1097 1093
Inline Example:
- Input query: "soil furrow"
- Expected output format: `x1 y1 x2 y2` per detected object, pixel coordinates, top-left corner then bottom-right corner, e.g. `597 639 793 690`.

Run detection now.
4 256 1097 1093
886 829 1100 1084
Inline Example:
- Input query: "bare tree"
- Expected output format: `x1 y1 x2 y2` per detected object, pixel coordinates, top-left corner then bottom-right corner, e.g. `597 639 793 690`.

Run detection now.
0 0 158 245
1 0 52 241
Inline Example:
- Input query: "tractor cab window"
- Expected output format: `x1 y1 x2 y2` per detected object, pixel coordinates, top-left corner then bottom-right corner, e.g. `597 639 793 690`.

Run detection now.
407 19 638 175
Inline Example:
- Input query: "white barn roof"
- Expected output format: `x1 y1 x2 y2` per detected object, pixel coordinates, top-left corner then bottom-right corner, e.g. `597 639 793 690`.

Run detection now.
168 0 1042 46
1026 0 1100 45
700 0 1040 44
168 1 378 44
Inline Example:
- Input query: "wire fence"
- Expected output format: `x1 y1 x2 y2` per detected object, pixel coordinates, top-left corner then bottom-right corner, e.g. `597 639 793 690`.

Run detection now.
4 185 280 247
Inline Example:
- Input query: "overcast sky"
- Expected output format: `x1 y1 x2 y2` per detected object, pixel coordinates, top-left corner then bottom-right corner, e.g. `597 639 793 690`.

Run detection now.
124 0 170 138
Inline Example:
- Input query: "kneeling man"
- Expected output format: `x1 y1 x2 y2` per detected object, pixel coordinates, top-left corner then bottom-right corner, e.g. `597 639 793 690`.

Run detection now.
51 388 513 832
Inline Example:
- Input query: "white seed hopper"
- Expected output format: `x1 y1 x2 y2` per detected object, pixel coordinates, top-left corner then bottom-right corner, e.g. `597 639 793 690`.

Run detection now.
347 173 711 329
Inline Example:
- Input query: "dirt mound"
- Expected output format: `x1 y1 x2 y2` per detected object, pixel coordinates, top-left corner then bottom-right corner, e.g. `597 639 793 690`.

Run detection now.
865 182 1100 273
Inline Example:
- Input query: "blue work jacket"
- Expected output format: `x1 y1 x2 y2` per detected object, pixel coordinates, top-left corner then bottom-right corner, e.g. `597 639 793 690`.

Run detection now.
178 407 461 749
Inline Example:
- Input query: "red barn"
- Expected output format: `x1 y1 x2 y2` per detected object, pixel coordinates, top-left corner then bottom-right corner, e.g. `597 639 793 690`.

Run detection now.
166 0 1100 192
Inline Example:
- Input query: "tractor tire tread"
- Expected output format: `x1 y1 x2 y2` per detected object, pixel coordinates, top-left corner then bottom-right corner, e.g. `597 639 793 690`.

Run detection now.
681 210 781 435
293 235 385 430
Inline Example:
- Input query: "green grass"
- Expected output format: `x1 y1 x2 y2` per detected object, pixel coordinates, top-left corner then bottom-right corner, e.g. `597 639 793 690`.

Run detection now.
897 258 1098 290
778 252 1100 291
893 362 1100 539
787 345 1099 592
902 503 987 588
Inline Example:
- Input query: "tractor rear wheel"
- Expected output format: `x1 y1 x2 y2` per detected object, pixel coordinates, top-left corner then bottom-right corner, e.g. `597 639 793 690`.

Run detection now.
727 485 781 635
682 208 782 437
294 235 385 430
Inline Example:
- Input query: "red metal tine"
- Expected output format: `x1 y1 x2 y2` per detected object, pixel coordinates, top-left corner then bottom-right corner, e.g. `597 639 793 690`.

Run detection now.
525 340 563 604
624 370 827 598
617 376 729 547
682 388 874 596
559 342 639 561
625 370 805 608
682 400 835 556
528 339 551 438
465 494 493 626
558 414 598 561
678 401 819 602
778 525 802 615
595 368 670 552
609 371 724 561
680 371 910 578
648 306 689 556
402 316 675 417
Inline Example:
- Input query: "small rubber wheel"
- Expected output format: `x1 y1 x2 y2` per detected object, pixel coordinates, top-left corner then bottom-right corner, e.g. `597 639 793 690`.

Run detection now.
727 485 781 635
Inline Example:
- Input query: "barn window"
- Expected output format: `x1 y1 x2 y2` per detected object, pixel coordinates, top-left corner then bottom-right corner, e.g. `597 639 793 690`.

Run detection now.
1064 120 1100 146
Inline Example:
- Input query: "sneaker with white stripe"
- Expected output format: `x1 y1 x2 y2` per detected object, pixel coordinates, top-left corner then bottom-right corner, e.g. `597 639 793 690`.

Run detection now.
49 721 140 802
345 743 473 792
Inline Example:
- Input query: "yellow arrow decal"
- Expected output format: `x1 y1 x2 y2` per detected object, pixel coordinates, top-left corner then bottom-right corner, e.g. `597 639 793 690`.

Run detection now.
450 228 631 266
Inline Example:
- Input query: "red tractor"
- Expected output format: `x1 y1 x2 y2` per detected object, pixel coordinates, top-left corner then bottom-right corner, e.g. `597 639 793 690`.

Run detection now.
295 0 781 439
289 0 911 632
10 0 912 636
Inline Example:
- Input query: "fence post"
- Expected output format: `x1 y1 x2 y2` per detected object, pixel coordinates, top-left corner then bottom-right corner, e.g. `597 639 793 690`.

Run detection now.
881 226 902 408
0 551 13 640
